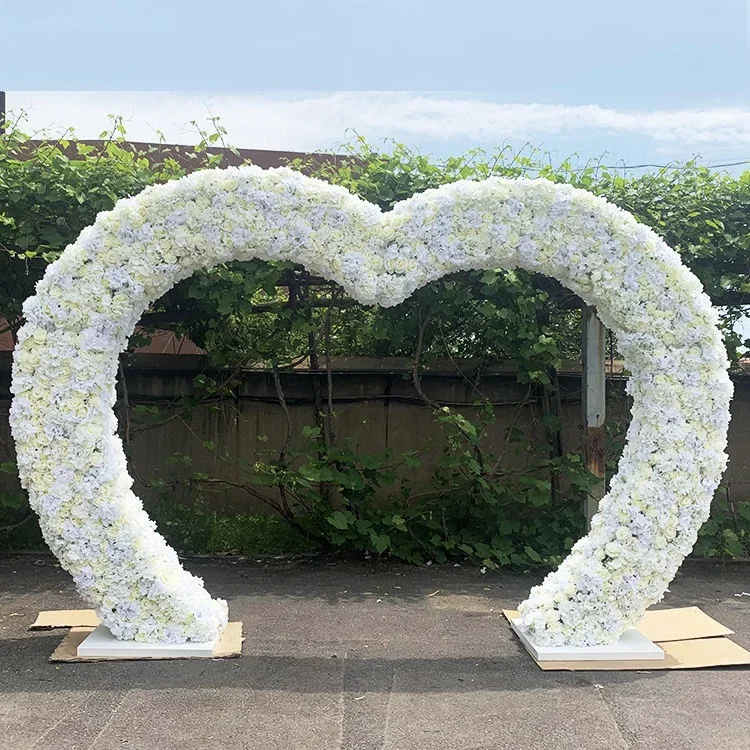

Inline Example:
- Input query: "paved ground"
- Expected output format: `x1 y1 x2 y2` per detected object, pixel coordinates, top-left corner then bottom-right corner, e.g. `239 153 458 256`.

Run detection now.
1 555 749 750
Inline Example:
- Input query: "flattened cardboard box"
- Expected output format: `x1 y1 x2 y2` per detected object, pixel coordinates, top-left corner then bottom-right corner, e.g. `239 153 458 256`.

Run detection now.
50 622 243 662
29 611 242 662
503 606 750 671
31 609 101 629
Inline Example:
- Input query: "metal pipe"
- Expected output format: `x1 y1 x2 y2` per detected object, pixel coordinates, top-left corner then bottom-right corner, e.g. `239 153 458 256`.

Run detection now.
583 306 606 529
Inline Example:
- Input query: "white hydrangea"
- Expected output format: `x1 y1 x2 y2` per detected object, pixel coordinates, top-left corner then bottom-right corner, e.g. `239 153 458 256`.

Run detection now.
10 167 731 645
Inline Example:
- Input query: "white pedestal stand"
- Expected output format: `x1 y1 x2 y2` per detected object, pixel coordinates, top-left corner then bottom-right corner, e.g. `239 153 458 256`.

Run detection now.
76 624 219 658
509 619 665 662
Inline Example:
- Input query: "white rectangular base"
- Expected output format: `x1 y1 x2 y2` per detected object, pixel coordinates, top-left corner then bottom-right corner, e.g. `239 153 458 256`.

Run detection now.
509 619 665 662
76 624 219 658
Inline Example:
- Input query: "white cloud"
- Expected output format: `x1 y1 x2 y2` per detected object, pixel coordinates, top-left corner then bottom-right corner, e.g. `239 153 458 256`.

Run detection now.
7 91 750 152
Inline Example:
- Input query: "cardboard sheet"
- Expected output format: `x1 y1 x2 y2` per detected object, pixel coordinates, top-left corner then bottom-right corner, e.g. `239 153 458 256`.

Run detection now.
503 607 750 671
30 609 100 629
535 638 750 671
49 622 243 662
634 606 734 642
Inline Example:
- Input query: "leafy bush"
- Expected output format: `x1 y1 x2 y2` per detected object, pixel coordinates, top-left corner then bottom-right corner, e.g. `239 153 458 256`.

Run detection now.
694 488 750 559
1 117 749 563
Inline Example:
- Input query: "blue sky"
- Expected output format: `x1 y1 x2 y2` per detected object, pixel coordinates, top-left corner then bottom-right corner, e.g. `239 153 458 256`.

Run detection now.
2 0 749 166
2 0 749 339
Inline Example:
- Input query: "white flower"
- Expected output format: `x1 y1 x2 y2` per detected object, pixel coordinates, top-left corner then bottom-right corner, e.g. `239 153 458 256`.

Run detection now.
9 167 731 647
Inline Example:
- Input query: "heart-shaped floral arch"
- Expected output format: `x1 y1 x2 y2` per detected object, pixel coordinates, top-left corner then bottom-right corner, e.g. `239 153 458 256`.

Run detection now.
10 166 731 646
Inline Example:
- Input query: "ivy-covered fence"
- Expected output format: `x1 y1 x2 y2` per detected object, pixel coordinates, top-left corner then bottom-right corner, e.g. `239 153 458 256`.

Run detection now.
1 118 749 564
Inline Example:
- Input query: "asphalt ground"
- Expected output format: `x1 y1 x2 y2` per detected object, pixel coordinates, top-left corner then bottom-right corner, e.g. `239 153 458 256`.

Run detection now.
1 555 749 750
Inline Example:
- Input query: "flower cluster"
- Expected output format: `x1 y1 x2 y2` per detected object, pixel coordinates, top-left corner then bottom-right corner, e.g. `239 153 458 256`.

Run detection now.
10 166 731 645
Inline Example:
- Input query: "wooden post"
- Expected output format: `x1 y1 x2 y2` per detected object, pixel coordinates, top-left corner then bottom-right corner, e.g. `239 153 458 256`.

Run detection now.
0 91 5 134
583 306 606 529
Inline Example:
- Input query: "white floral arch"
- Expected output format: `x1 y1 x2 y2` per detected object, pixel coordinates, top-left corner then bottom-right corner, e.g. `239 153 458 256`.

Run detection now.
10 167 731 645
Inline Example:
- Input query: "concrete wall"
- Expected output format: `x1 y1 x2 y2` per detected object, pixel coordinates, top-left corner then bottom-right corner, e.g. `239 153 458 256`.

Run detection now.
1 353 749 510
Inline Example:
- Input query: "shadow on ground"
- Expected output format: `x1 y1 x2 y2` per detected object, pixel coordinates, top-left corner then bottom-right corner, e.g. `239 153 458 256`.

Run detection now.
1 556 748 750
